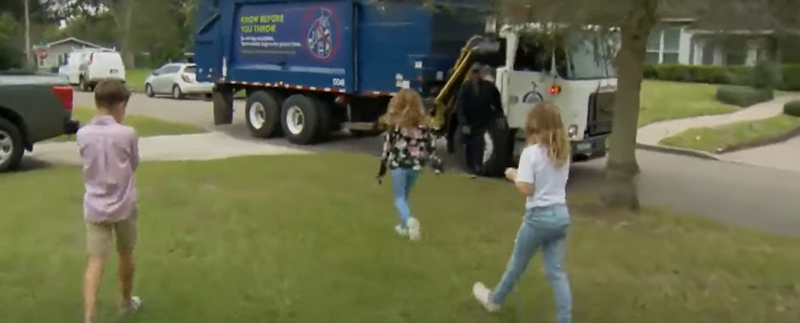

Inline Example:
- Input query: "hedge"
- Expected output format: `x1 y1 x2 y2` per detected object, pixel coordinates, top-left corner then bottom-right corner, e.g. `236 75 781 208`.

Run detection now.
716 86 774 107
643 63 800 91
785 100 800 117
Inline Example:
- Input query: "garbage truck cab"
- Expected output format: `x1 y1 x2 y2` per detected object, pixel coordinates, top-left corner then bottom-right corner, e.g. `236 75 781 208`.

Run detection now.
497 24 616 161
433 23 617 176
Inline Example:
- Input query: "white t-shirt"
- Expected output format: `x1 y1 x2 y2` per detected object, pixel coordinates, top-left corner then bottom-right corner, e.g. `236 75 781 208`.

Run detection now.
515 144 570 209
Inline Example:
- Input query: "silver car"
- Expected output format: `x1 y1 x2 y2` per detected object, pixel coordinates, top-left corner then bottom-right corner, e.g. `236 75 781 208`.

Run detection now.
144 63 213 100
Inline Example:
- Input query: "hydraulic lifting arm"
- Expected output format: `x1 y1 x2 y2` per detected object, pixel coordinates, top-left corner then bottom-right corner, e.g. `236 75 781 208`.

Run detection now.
430 35 486 129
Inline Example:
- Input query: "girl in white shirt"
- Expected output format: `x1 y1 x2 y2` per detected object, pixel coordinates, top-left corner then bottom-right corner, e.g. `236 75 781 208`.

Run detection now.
472 102 573 323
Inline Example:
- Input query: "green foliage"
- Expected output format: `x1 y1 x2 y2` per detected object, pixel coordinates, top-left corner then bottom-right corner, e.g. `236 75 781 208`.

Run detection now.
750 60 781 90
0 12 22 70
784 100 800 117
715 86 774 107
643 63 800 91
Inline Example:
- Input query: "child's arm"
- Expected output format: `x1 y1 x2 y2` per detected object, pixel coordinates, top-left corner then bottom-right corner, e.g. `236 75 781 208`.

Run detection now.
130 133 140 171
377 130 392 180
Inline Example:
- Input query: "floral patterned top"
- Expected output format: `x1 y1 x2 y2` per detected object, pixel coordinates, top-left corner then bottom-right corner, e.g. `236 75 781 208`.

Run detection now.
378 126 444 175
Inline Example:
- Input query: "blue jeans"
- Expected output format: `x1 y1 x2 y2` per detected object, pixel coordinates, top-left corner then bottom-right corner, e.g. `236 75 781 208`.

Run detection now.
391 167 421 225
491 204 572 323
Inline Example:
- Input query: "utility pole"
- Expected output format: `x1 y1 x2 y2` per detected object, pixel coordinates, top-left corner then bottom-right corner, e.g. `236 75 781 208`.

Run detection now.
24 0 33 68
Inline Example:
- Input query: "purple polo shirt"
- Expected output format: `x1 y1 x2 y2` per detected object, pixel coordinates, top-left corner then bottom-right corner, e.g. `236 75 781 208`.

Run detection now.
76 115 139 223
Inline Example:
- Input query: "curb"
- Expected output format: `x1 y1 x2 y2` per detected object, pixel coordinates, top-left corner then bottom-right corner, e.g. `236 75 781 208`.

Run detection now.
635 143 720 161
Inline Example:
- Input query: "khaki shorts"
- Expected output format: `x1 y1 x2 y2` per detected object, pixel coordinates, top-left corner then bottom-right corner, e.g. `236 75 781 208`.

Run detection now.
85 214 138 256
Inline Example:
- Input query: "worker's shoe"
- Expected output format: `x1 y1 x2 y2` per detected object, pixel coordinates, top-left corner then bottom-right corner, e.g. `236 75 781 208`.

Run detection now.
472 282 500 312
407 218 421 241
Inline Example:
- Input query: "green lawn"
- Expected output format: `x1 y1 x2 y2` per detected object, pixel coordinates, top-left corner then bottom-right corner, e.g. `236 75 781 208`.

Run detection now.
659 114 800 153
0 153 798 323
126 69 152 92
53 107 204 142
639 80 739 127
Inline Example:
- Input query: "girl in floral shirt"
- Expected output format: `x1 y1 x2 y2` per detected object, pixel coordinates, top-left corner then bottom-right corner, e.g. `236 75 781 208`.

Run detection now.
377 89 443 241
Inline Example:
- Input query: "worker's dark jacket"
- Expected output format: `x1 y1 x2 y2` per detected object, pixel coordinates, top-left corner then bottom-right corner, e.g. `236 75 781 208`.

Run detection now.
456 79 504 131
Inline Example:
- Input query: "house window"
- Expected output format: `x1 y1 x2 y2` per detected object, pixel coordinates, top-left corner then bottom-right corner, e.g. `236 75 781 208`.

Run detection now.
646 27 682 64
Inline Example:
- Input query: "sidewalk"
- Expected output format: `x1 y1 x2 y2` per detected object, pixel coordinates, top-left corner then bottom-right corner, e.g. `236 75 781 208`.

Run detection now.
636 94 800 146
27 132 309 165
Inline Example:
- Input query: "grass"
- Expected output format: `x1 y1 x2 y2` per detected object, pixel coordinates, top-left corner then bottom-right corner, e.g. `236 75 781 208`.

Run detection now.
1 153 798 323
52 107 204 142
659 114 800 153
639 80 739 127
126 69 152 92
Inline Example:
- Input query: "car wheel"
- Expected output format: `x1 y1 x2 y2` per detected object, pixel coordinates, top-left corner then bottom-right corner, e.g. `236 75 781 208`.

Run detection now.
245 90 284 138
172 84 184 100
145 84 155 97
79 77 89 92
280 94 331 145
0 117 24 173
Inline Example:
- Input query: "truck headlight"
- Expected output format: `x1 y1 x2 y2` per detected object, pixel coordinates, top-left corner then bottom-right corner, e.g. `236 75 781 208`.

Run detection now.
568 125 578 138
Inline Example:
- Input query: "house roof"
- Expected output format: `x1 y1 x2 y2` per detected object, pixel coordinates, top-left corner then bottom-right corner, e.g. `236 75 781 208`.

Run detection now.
44 37 105 49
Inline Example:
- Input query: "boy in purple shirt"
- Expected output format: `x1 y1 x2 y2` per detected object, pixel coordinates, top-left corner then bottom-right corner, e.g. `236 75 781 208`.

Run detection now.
76 80 141 323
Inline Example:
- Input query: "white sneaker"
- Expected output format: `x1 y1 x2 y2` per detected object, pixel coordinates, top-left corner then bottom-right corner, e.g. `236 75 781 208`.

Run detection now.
406 218 421 241
120 296 142 315
394 224 409 237
472 282 500 312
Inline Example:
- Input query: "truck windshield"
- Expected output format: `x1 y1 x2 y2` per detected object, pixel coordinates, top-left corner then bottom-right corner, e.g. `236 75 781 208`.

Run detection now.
560 34 616 80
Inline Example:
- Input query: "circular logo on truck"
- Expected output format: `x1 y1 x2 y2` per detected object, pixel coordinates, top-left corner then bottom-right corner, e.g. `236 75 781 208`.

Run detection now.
522 82 543 104
306 8 336 60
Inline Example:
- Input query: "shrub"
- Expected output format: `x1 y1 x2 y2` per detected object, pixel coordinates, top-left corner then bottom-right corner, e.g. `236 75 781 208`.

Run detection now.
716 86 774 107
750 60 781 90
643 63 800 91
784 100 800 117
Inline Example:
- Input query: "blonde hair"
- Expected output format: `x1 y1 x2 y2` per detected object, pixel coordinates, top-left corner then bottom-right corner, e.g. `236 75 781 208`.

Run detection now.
381 89 428 128
524 102 570 167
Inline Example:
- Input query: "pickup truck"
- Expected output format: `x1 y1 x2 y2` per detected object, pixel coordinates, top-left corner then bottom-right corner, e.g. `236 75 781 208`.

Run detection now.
0 73 80 172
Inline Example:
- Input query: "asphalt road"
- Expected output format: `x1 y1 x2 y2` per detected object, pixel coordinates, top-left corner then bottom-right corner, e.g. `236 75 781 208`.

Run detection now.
70 92 800 237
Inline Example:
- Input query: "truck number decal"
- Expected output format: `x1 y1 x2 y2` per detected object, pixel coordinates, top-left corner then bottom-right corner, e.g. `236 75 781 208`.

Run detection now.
332 78 345 87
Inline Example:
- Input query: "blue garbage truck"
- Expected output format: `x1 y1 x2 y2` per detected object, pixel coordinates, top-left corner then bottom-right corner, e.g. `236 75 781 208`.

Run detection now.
194 0 617 176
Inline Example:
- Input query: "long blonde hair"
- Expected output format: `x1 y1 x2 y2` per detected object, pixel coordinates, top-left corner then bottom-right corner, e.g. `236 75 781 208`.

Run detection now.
381 89 428 128
524 102 570 167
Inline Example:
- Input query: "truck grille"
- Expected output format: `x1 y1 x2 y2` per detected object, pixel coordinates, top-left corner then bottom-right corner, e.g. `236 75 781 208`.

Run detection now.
586 92 614 136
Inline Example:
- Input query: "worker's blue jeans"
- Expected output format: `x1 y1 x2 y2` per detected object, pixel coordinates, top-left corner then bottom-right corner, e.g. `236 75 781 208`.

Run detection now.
391 168 421 226
490 204 572 323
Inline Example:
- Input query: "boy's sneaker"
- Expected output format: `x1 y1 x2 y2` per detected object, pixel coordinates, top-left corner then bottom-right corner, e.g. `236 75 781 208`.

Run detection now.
119 296 142 316
407 218 421 241
394 224 409 237
472 282 500 312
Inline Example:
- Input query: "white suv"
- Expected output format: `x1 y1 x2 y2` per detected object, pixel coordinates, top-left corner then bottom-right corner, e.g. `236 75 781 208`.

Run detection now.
144 63 213 100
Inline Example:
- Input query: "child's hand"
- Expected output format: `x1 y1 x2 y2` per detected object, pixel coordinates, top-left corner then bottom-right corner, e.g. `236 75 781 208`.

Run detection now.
504 168 517 181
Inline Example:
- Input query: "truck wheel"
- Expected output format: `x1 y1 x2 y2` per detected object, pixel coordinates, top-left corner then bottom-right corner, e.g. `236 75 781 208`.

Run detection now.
245 90 283 138
454 122 511 177
0 118 24 173
280 94 330 145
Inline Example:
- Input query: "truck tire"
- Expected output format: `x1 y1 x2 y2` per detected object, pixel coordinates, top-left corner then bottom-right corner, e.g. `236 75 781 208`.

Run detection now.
0 117 24 173
245 90 283 138
280 94 330 145
454 121 511 177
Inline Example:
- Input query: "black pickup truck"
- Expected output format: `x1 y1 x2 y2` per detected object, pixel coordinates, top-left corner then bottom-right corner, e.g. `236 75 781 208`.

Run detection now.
0 73 80 172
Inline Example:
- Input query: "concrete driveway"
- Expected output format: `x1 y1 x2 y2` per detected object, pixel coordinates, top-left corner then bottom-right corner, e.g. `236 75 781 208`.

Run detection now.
66 92 800 237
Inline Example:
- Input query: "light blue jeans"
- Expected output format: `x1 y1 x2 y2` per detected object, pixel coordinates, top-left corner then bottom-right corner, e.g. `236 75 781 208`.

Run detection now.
391 167 421 226
491 204 572 323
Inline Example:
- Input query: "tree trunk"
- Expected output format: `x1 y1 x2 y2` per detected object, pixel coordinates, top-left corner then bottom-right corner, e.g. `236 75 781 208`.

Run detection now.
23 0 33 69
601 6 654 211
113 0 136 68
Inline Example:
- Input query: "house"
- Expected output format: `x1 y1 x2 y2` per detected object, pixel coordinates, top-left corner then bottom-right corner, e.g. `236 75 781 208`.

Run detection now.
32 37 112 70
646 18 779 67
